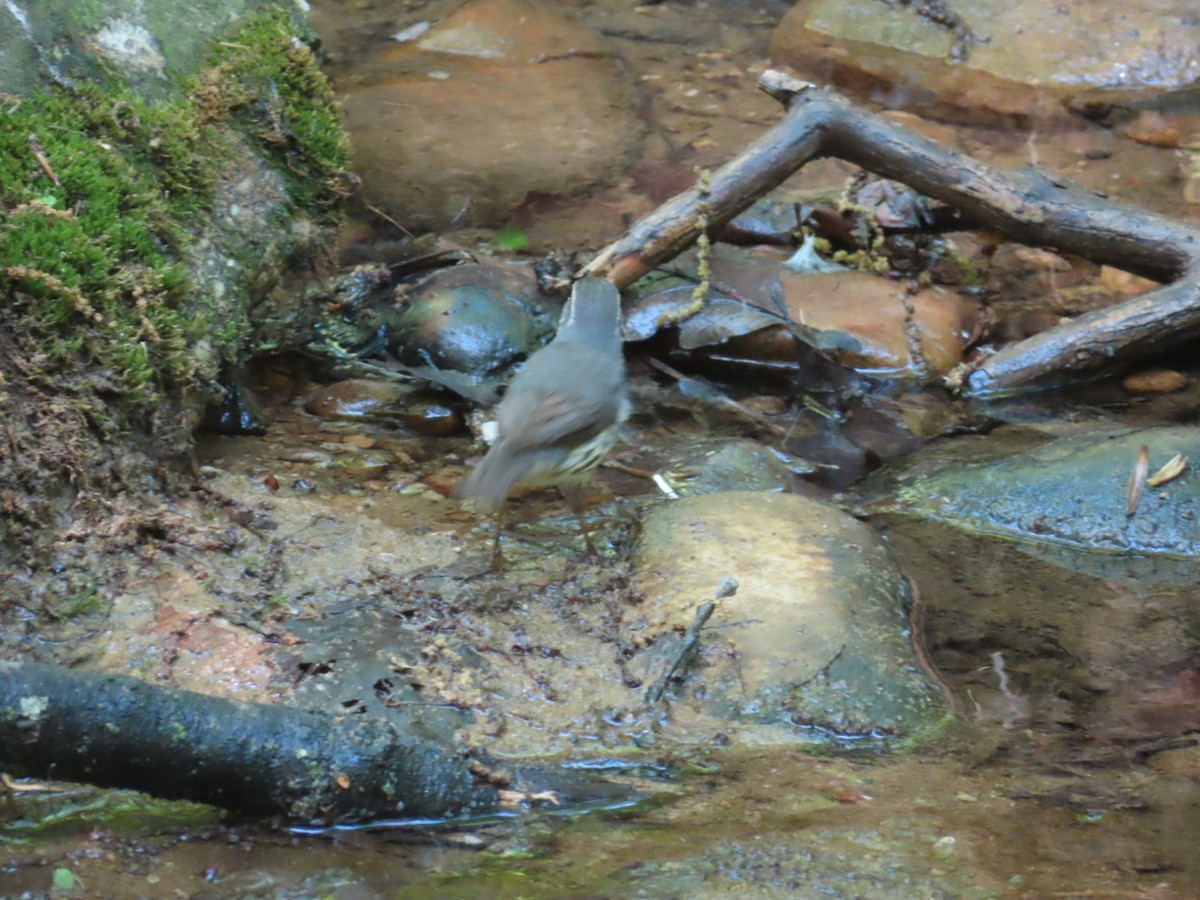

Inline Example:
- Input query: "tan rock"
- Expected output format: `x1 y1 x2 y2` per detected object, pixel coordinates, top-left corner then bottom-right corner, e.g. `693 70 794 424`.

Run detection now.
1121 368 1190 394
732 270 979 378
632 491 943 738
337 0 645 230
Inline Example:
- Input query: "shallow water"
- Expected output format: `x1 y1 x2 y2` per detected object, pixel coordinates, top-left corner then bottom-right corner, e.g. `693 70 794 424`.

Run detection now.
4 392 1198 898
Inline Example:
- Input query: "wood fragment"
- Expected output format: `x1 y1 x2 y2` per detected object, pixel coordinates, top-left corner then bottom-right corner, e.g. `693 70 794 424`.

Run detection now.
1125 444 1150 517
0 661 497 824
27 132 60 185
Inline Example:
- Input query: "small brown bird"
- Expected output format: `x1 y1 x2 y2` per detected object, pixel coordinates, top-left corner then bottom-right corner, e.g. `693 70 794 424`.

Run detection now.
455 277 629 564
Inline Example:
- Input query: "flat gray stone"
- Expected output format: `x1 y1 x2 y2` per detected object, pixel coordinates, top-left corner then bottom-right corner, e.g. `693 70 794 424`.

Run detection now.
893 426 1200 559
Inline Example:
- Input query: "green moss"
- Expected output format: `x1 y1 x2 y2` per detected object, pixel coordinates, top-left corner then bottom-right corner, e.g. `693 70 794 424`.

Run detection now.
199 9 353 213
0 85 211 402
0 8 349 415
45 587 109 622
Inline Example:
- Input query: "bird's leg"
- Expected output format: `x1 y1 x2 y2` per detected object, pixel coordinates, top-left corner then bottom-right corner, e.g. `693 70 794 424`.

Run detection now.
559 484 597 556
489 507 507 570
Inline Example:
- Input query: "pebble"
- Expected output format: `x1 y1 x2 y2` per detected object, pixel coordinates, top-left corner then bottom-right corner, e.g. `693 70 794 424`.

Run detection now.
1121 368 1189 394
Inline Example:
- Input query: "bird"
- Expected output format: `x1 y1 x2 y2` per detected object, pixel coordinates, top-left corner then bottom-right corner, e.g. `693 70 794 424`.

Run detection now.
455 276 629 565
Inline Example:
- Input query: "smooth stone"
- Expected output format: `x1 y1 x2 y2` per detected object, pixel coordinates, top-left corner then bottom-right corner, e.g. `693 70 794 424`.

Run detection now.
632 491 944 741
772 0 1200 126
334 0 644 230
888 425 1200 560
1121 369 1189 395
391 263 557 379
304 379 413 419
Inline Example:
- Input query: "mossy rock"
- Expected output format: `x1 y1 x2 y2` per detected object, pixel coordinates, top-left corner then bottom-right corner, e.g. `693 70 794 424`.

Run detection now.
0 1 351 553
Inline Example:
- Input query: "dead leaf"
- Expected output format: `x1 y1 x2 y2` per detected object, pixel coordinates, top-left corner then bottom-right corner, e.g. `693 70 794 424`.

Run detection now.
1125 444 1150 517
1146 453 1187 488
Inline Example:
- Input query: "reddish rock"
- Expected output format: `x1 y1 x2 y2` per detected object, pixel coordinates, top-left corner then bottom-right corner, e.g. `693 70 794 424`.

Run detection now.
772 0 1200 127
336 0 645 230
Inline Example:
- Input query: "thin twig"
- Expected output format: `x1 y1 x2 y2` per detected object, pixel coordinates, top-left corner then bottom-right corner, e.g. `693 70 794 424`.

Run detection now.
905 575 959 713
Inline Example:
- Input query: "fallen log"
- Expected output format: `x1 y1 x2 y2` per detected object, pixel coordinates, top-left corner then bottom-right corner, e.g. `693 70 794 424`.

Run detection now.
584 70 1200 396
0 661 498 824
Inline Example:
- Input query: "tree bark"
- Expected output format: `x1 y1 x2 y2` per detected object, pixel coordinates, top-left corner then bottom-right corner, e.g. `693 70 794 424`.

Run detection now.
0 661 498 825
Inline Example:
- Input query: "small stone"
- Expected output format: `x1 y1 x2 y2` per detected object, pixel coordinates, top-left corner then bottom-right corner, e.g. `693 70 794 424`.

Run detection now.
337 450 394 475
1099 266 1159 297
304 379 412 420
740 394 788 416
278 449 334 467
1118 111 1181 148
1122 368 1189 394
424 466 467 497
932 836 957 857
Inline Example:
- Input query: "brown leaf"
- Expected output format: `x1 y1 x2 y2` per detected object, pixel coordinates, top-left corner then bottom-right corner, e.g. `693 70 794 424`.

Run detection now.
1146 453 1188 488
1125 444 1150 517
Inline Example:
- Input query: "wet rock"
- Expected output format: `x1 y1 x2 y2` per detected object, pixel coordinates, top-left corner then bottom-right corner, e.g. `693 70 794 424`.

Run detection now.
304 379 413 419
771 0 1200 126
885 425 1200 559
335 449 396 477
632 492 944 741
333 0 645 231
392 262 559 380
642 826 1007 900
654 438 798 496
1148 742 1200 782
389 390 467 436
630 246 979 380
278 448 336 467
305 379 468 436
201 374 270 435
761 270 976 378
720 186 842 246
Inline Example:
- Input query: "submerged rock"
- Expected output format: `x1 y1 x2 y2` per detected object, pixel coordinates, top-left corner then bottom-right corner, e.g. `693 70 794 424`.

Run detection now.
772 0 1200 126
331 0 645 231
304 379 466 435
884 425 1200 559
653 438 800 497
632 491 945 743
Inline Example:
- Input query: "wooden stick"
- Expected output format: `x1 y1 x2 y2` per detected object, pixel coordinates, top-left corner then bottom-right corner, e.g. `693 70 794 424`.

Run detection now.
586 70 1200 396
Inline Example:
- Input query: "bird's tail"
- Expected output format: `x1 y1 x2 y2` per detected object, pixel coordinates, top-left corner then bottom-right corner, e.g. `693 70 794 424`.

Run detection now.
453 444 524 512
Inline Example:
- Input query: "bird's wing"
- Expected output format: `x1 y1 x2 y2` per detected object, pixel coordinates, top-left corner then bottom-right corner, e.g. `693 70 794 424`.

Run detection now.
497 389 616 452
